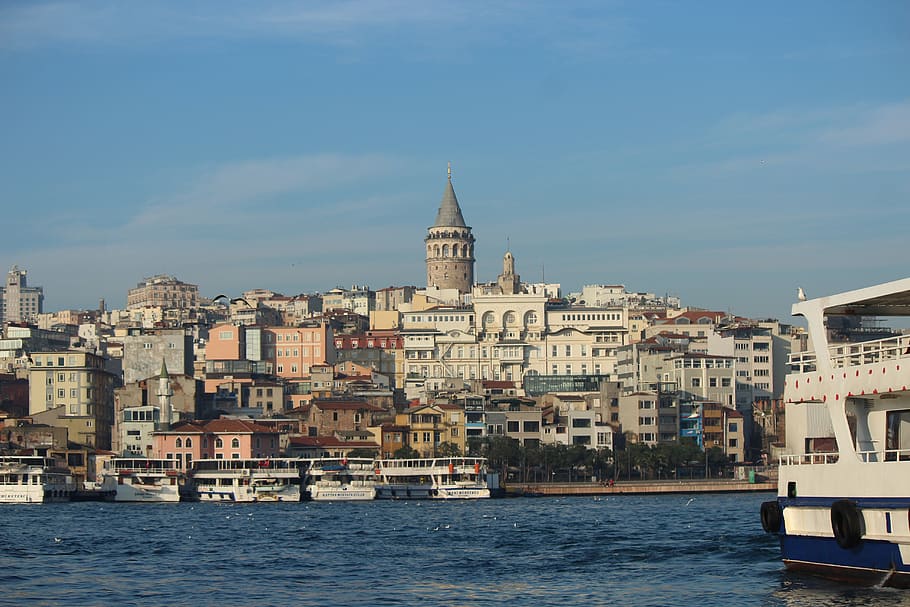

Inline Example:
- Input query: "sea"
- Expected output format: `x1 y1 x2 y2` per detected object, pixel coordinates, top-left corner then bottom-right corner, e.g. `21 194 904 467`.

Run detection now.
2 491 910 607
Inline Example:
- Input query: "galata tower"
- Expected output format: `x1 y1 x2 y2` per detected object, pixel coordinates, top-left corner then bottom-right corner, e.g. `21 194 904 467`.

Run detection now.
425 164 475 294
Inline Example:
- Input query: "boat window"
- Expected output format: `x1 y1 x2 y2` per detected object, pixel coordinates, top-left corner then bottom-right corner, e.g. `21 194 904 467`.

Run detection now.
886 410 910 461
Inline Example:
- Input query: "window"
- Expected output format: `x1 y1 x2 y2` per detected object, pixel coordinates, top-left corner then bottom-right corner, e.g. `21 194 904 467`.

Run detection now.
215 438 223 448
522 421 539 433
507 421 520 433
231 438 240 449
57 389 65 398
565 345 571 357
721 378 731 387
639 416 655 425
728 423 738 432
186 438 192 448
728 438 738 448
176 438 183 448
691 378 701 387
709 377 717 387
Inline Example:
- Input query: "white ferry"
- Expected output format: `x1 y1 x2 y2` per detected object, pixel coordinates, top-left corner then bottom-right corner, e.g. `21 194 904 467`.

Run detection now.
761 277 910 587
0 455 76 504
100 458 182 502
305 458 377 501
190 458 303 503
374 457 491 499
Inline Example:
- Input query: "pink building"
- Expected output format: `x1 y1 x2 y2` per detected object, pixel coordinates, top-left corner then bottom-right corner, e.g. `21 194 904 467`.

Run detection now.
152 419 281 470
205 322 335 380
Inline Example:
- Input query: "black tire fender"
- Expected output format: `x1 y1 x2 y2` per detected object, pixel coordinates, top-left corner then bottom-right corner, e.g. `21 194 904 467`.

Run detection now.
831 499 864 549
760 500 783 533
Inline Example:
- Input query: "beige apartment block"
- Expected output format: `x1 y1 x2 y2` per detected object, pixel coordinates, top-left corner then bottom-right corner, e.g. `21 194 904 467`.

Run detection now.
126 275 199 310
28 350 116 449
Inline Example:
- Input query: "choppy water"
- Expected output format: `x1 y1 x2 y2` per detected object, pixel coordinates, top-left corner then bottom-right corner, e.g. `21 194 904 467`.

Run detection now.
2 492 909 606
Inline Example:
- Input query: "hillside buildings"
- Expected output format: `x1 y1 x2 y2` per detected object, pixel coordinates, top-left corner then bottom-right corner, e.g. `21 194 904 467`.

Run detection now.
1 167 791 469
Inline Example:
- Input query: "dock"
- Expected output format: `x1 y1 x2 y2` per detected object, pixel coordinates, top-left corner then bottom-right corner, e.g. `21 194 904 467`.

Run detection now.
504 479 776 497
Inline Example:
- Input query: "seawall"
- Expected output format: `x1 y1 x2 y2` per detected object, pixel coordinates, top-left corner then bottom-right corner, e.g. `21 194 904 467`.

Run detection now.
505 479 776 497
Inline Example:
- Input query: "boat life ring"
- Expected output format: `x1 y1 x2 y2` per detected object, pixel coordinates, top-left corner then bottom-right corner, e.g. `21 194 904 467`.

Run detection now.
760 500 782 533
830 500 863 548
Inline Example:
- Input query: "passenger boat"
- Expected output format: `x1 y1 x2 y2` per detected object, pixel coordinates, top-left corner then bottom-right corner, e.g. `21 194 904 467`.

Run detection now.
305 458 376 501
374 456 491 499
0 455 76 504
761 277 910 587
100 458 182 502
190 458 304 503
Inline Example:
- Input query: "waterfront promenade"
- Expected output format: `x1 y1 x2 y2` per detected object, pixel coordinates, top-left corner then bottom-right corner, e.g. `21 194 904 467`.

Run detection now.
506 478 776 497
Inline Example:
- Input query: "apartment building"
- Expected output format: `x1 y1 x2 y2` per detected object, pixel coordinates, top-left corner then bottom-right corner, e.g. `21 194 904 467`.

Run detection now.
28 350 116 449
126 275 199 310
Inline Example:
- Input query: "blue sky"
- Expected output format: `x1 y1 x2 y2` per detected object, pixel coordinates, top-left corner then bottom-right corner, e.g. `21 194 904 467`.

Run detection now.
1 1 908 322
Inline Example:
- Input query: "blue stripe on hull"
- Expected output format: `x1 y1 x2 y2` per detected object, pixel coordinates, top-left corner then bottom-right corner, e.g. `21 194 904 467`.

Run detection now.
780 533 910 587
782 496 910 509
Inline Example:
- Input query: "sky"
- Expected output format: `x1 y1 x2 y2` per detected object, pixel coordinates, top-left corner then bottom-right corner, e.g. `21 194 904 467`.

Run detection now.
1 1 908 323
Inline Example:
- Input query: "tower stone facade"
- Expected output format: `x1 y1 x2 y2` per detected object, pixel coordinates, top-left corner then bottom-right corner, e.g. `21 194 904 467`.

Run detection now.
425 166 475 294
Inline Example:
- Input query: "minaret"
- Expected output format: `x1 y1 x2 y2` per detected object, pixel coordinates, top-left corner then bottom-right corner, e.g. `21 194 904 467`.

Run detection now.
157 359 174 429
425 163 475 294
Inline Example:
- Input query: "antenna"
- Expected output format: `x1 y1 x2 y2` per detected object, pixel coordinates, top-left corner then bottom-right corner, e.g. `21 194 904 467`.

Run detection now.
447 162 452 182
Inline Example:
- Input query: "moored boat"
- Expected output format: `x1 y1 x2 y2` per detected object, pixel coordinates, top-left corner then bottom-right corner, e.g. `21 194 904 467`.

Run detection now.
374 456 491 499
190 458 304 502
101 457 182 502
0 455 76 504
761 277 910 587
305 458 376 501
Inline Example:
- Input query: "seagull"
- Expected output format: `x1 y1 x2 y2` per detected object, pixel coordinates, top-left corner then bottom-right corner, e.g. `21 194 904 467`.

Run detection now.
797 287 807 301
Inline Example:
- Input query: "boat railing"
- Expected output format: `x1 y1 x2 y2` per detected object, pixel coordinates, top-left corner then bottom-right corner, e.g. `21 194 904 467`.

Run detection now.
789 334 910 372
780 452 840 466
782 448 910 465
192 458 306 472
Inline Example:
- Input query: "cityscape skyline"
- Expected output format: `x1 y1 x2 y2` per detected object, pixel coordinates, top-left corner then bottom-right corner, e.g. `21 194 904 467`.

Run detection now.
2 1 908 321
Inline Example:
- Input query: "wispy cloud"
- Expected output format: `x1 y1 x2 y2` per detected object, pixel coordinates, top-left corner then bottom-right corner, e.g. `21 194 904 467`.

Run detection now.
0 0 631 60
668 100 910 179
126 153 408 230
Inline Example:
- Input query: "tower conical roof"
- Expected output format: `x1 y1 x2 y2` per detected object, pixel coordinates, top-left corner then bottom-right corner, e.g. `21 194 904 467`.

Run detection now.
159 359 169 379
433 174 467 228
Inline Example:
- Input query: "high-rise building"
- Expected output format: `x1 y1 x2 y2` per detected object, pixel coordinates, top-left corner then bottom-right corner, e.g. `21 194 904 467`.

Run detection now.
425 164 475 294
1 266 44 324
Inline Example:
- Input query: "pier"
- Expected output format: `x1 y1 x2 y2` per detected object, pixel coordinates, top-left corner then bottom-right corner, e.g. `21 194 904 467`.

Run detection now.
505 479 776 497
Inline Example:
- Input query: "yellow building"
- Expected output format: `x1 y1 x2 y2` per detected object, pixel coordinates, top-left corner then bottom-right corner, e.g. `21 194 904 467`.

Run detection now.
28 350 116 449
396 403 466 456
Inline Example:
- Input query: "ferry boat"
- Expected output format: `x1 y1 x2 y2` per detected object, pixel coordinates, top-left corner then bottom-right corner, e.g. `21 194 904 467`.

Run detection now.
305 458 377 501
191 458 304 503
99 458 182 502
761 277 910 587
374 456 491 499
0 455 76 504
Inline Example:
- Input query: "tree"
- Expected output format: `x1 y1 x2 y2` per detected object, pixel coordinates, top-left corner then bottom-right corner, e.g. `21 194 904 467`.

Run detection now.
346 448 377 458
436 441 462 457
393 445 419 459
